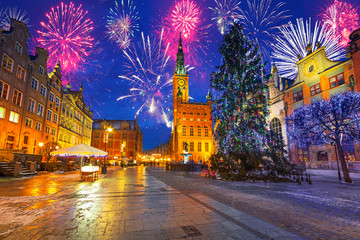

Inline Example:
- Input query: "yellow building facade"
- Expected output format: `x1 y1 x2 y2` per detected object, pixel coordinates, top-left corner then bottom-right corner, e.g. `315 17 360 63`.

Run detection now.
170 36 213 163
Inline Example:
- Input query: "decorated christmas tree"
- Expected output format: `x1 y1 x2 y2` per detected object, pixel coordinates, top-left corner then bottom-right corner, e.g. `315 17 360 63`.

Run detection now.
210 23 289 179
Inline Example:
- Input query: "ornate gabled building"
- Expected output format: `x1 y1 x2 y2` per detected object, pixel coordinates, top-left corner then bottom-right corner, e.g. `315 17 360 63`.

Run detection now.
170 34 214 162
57 83 93 148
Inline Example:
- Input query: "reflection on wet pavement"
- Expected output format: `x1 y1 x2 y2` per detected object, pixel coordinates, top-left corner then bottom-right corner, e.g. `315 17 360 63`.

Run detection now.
0 166 299 239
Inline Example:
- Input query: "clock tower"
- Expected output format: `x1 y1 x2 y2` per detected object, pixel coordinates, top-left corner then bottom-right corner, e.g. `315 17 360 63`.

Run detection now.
173 32 189 104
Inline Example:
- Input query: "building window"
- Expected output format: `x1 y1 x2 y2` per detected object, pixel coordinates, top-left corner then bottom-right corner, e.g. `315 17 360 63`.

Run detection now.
15 42 23 55
27 98 36 113
45 125 51 134
190 142 194 151
53 113 58 124
31 77 39 91
16 66 26 81
40 85 46 97
298 148 309 162
2 53 13 72
190 126 194 136
6 135 15 149
49 92 54 102
329 73 345 88
310 83 321 96
123 133 127 138
204 127 209 137
35 122 42 131
293 90 303 102
25 118 33 128
0 106 5 118
205 142 209 152
0 80 9 99
47 109 52 121
198 142 202 152
37 104 44 117
197 127 201 136
39 66 44 75
270 118 282 135
55 97 60 107
51 128 56 136
182 126 186 136
23 135 29 145
109 141 113 147
12 89 23 106
9 111 19 123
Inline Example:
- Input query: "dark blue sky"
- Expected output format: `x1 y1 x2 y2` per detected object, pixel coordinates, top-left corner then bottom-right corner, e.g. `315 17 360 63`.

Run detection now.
0 0 353 149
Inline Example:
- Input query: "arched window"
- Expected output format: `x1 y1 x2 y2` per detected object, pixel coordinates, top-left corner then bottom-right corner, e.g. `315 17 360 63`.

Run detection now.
270 118 282 135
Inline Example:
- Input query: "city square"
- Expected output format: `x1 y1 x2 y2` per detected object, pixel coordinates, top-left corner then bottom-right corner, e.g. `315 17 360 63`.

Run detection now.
1 0 360 239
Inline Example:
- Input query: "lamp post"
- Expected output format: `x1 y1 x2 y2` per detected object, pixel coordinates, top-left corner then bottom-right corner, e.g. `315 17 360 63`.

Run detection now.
104 127 113 164
333 143 342 181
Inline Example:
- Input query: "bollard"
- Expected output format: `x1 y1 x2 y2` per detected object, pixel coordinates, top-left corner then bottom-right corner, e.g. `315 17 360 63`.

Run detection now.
305 173 309 182
297 175 301 185
301 172 304 181
308 175 312 184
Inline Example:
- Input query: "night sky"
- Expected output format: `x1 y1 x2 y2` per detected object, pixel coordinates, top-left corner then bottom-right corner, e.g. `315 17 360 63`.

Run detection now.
0 0 353 149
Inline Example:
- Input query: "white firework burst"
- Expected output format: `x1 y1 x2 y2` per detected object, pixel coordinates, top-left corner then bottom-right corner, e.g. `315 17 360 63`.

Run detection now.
0 7 30 30
209 0 242 35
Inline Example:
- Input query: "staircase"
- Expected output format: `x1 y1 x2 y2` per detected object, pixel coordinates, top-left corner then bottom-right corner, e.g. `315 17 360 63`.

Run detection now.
0 157 38 177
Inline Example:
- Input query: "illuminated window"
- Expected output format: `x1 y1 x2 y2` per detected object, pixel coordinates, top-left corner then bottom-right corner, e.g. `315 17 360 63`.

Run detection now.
205 142 209 152
12 89 23 106
15 42 23 55
31 77 39 91
37 104 44 117
40 85 46 97
270 118 282 135
190 126 194 136
2 53 13 72
182 126 186 136
35 122 42 131
310 83 321 96
0 106 5 118
198 142 202 152
0 80 9 99
25 118 33 128
53 113 58 124
298 148 309 162
190 142 194 151
47 109 52 121
49 92 54 102
16 65 26 81
9 111 19 123
204 127 209 137
27 98 36 113
197 127 201 136
293 90 303 102
55 97 60 107
329 73 345 88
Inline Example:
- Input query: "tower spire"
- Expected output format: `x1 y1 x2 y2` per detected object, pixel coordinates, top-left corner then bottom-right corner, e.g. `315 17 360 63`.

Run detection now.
175 31 187 75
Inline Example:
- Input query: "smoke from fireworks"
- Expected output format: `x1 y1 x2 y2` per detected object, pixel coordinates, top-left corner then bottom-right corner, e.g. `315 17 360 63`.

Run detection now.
37 2 94 83
106 0 139 50
0 7 30 30
209 0 242 35
271 18 346 79
321 0 360 47
239 0 291 68
159 0 211 65
117 29 173 128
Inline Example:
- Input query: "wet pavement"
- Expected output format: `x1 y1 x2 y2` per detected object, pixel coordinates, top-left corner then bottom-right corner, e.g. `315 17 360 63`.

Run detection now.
0 166 358 239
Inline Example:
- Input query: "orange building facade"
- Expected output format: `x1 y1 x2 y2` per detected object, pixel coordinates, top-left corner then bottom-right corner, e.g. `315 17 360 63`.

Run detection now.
170 36 214 162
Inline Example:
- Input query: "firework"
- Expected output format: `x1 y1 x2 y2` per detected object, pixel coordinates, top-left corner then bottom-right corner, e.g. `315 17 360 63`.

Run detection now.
106 0 139 50
158 0 211 65
117 29 173 127
321 0 360 46
0 7 30 30
37 2 94 77
239 0 291 67
271 18 346 79
209 0 242 35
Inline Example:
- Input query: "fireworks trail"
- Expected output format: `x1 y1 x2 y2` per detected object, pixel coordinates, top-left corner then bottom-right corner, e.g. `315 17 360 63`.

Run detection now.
321 0 359 47
0 7 30 30
271 18 346 79
158 0 212 66
117 29 173 128
106 0 139 50
37 2 94 84
209 0 242 35
239 0 291 68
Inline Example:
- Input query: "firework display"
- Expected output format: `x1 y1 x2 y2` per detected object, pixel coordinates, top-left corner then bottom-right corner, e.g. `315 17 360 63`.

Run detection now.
106 0 139 50
271 18 346 79
117 29 173 127
321 0 360 47
0 7 30 30
37 2 94 79
159 0 211 65
238 0 291 67
209 0 242 35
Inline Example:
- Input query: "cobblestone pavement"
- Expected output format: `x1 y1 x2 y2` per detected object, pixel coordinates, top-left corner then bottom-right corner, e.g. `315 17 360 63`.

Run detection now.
0 166 301 240
147 168 360 240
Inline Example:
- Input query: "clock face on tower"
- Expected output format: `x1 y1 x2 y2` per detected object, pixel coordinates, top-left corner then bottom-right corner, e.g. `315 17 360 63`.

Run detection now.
178 79 185 86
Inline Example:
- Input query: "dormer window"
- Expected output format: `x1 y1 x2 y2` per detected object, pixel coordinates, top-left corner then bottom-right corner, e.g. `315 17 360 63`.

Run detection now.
39 66 44 75
15 42 23 55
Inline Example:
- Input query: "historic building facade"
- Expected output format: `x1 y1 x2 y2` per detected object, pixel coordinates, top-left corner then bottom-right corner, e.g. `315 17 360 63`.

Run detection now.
0 19 62 154
269 31 360 169
91 119 143 160
57 83 93 148
170 36 213 162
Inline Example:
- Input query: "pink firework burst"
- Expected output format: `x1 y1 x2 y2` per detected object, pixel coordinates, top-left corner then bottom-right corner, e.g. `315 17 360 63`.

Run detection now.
37 2 94 78
159 0 211 66
321 0 360 46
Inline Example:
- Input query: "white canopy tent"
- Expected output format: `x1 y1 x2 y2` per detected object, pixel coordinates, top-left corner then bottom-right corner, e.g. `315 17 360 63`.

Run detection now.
50 143 107 157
